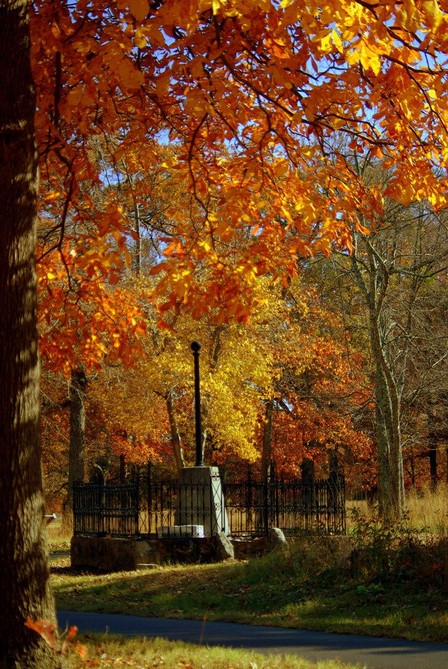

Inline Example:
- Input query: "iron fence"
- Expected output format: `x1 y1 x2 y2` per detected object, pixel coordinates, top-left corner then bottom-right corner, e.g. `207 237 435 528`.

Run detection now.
223 474 345 536
73 483 139 537
73 472 345 539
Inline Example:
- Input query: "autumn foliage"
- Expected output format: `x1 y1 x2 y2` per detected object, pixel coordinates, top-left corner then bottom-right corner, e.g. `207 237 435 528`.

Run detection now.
33 0 448 323
31 0 448 499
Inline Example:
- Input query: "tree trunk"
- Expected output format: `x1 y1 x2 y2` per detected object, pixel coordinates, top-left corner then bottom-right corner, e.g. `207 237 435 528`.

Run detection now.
301 457 315 516
429 437 438 492
350 235 405 523
166 390 185 471
261 399 274 482
65 366 87 520
427 403 438 491
0 1 61 666
371 336 405 522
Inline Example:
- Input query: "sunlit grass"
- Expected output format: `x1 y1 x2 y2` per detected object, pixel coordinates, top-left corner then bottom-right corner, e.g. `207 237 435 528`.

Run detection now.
405 485 448 535
51 486 448 650
47 517 72 551
52 534 448 643
347 485 448 535
65 635 359 669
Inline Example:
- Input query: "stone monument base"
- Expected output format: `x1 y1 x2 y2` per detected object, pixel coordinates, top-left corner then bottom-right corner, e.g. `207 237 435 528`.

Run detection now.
176 466 230 536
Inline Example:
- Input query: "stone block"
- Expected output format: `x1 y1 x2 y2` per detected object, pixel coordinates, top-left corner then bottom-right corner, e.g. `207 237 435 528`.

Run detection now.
215 532 235 561
156 525 205 538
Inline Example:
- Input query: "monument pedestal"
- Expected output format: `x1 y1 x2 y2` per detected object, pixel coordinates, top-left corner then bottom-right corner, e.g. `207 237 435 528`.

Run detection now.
176 466 229 537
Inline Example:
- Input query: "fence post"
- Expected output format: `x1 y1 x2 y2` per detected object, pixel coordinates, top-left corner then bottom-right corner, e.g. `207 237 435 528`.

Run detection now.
100 483 105 535
263 473 269 536
301 458 315 530
146 462 152 536
275 470 281 528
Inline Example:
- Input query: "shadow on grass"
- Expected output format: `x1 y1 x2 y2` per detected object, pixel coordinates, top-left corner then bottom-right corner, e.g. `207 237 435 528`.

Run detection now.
51 547 448 643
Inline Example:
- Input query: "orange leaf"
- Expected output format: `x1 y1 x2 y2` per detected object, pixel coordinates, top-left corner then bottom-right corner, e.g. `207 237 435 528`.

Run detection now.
25 618 57 649
66 625 78 641
129 0 149 22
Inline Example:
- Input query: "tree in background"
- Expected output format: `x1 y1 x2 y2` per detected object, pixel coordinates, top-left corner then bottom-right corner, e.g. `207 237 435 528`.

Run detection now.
306 155 448 519
85 286 277 474
51 277 371 490
256 281 373 485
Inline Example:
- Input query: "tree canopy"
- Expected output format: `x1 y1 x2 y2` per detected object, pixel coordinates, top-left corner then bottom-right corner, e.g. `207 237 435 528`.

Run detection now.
33 0 448 328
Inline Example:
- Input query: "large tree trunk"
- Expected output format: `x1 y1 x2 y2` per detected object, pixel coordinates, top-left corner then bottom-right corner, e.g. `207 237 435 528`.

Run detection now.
65 366 87 522
0 1 61 666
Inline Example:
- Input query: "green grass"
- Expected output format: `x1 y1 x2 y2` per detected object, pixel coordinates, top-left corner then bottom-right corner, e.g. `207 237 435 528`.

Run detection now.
51 535 448 643
47 517 71 552
51 490 448 665
63 634 359 668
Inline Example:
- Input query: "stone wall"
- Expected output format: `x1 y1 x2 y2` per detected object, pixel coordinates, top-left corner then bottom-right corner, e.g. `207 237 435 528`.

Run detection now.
71 529 353 572
71 534 233 571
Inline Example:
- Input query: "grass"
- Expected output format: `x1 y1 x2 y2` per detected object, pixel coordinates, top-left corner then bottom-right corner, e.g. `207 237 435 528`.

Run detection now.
63 634 359 669
51 534 448 644
50 488 448 666
406 485 448 536
47 517 71 552
346 485 448 536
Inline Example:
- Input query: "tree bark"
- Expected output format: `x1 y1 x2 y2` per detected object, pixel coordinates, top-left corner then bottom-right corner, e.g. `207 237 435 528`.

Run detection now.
370 327 405 521
166 390 185 471
429 441 438 491
427 402 438 491
0 1 61 666
261 399 274 482
65 366 87 518
349 234 405 522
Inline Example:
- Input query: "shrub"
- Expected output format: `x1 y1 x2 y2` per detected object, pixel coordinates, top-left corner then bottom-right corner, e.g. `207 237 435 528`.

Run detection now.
349 509 448 588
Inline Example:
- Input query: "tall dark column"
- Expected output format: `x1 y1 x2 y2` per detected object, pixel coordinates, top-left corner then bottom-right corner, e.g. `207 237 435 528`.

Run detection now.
191 341 204 466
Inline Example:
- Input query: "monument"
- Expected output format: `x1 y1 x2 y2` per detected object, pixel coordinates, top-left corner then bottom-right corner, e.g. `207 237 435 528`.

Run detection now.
159 342 229 538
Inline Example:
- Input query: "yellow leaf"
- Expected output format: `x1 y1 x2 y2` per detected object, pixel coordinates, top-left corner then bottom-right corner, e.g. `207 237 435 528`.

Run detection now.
347 41 381 75
134 28 146 49
44 190 61 202
423 0 443 30
212 0 225 14
317 32 333 54
331 29 343 53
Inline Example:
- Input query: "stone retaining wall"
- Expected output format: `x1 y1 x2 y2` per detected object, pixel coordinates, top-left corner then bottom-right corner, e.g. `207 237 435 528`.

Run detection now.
71 528 289 571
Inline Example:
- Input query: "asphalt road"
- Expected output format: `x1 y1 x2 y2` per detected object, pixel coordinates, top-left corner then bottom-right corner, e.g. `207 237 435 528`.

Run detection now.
57 610 448 669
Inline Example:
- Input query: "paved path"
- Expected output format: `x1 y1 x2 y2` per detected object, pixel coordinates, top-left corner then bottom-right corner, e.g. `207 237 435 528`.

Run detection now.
57 610 448 669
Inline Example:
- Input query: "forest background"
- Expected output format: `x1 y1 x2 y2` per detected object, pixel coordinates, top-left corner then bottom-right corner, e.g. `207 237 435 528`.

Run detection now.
41 144 448 521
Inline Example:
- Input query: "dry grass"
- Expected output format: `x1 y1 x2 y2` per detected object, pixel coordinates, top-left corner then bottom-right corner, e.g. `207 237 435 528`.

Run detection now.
405 485 448 535
47 516 72 551
346 485 448 535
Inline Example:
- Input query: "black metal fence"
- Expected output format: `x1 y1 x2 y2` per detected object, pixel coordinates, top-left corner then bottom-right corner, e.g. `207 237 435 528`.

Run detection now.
73 472 345 539
224 474 345 536
73 483 140 537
